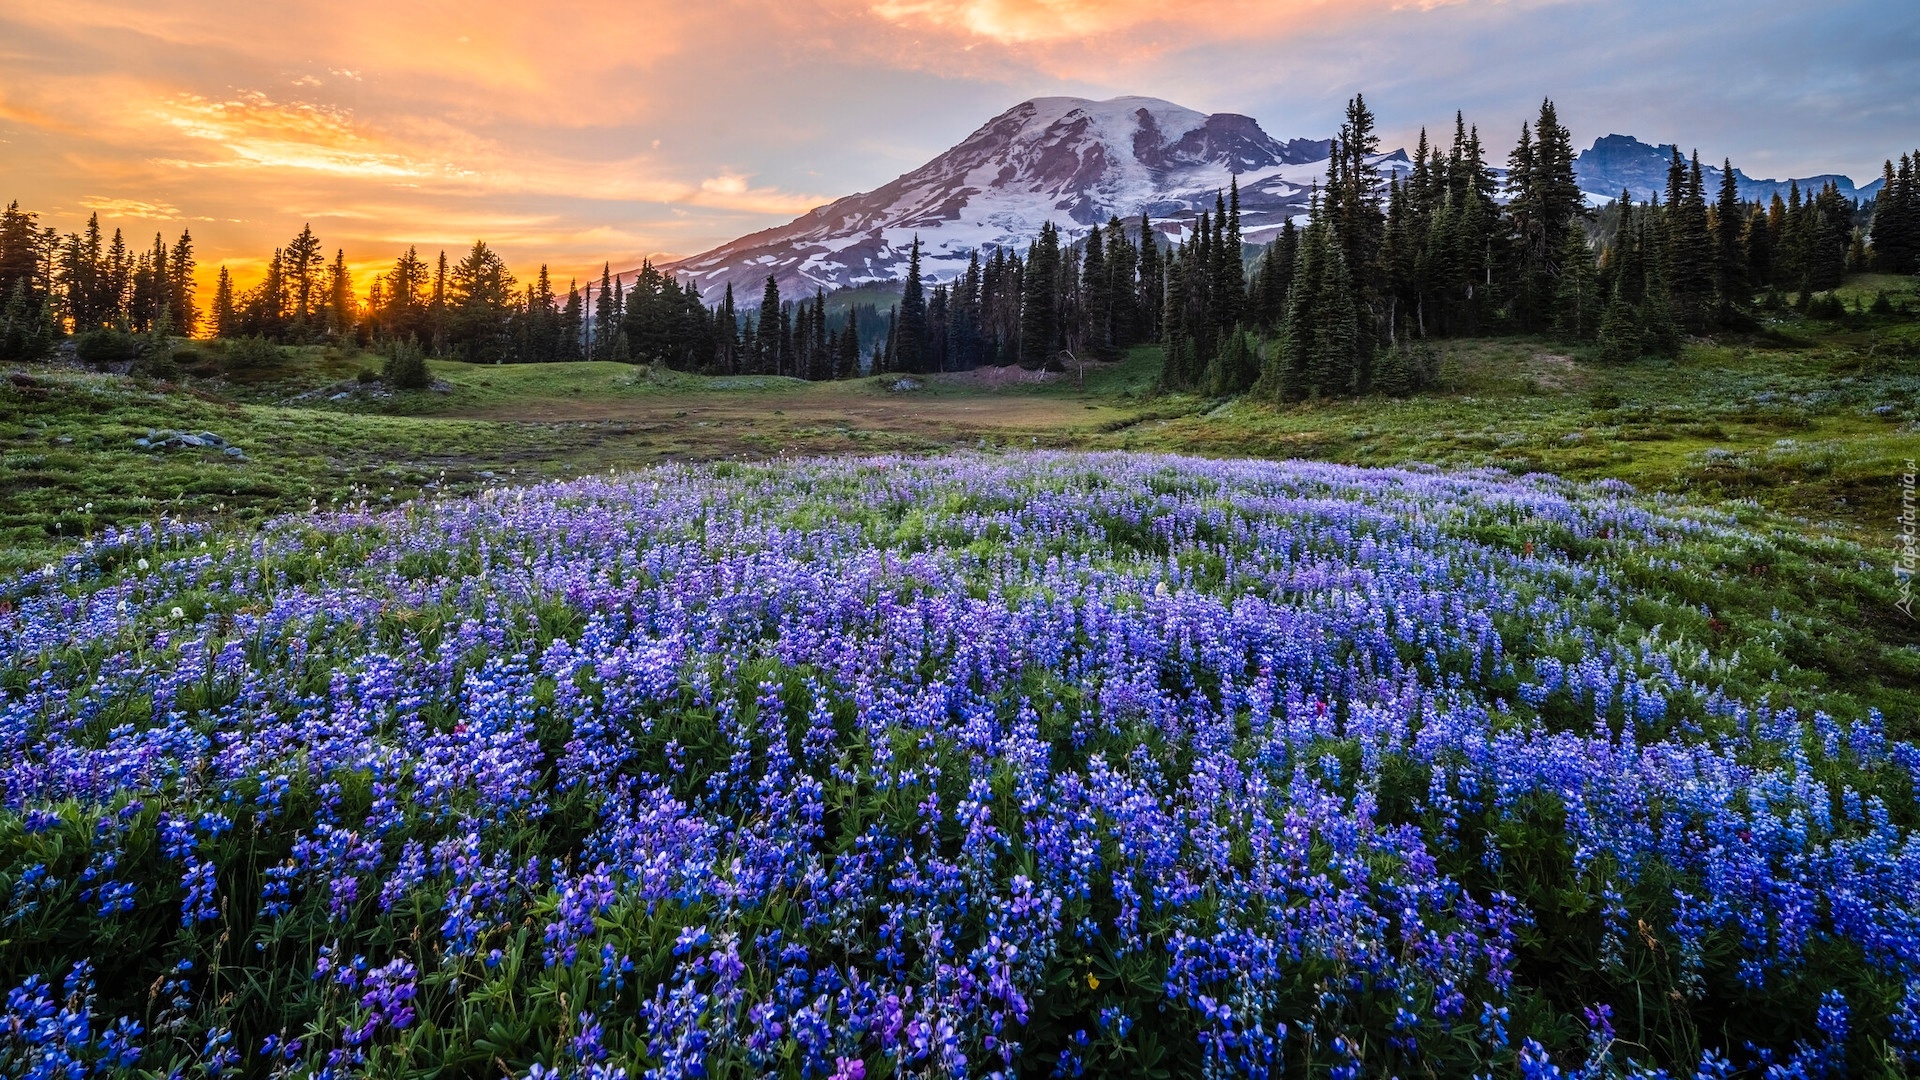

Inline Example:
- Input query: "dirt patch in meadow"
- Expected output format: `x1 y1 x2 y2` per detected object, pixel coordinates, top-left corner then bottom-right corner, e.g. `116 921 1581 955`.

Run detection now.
439 387 1131 443
1527 352 1589 392
937 365 1063 389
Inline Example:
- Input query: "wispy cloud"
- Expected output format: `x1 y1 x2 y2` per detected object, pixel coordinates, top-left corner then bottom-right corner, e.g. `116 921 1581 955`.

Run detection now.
155 92 431 178
77 195 205 220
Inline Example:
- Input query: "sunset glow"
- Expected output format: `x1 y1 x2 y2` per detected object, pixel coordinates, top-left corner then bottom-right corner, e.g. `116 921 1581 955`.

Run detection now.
2 0 1913 295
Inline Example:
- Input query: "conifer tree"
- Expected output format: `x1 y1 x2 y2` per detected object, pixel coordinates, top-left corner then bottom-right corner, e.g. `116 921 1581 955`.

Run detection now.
246 247 286 338
1711 159 1750 316
1807 182 1852 290
381 248 431 344
0 281 48 360
524 264 558 361
1161 242 1190 389
430 250 450 355
1553 225 1600 340
1261 194 1356 400
1250 218 1298 331
812 288 831 379
1019 222 1060 368
839 307 861 378
1102 216 1138 350
321 249 350 340
1743 206 1774 293
168 231 198 337
1136 213 1162 340
284 224 324 333
561 280 583 361
0 202 44 311
104 227 131 327
212 266 236 339
1212 183 1245 332
1870 153 1919 274
777 299 794 376
757 275 781 374
715 283 738 373
898 237 927 373
446 240 517 364
1779 181 1809 289
1082 225 1110 356
60 214 106 329
1663 151 1716 328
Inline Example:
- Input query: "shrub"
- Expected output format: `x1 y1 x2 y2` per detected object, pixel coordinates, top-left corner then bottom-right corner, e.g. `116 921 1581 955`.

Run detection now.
1806 293 1847 320
131 349 179 379
74 327 143 366
1373 341 1416 396
222 334 284 371
1596 296 1644 363
382 337 431 389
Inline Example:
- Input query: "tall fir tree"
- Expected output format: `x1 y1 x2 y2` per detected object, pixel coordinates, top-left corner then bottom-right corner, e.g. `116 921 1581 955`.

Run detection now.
1711 158 1750 317
897 236 927 373
212 266 236 339
593 264 616 360
284 224 324 333
1019 222 1061 367
757 275 781 374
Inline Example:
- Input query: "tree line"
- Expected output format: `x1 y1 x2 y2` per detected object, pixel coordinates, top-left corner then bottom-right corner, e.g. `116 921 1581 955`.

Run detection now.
3 108 1915 383
1 206 198 360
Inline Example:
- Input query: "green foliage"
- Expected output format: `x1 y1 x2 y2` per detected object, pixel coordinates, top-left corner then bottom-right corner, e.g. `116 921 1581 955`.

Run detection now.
0 280 51 361
383 337 432 390
223 334 285 372
74 327 143 367
1373 340 1420 396
1807 293 1847 320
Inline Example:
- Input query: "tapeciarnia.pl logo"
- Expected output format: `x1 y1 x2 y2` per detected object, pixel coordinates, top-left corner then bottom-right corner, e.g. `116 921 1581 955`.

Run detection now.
1900 459 1917 619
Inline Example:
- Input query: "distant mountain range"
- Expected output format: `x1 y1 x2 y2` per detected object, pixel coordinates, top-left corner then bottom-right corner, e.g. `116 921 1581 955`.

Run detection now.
652 96 1882 305
1573 133 1883 208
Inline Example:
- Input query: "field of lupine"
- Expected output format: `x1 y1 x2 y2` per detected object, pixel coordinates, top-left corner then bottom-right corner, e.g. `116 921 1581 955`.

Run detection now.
4 451 1919 1079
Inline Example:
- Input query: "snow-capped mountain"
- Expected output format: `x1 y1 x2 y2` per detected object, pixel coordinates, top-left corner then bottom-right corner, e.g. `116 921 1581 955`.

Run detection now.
652 98 1880 305
1573 134 1883 207
662 96 1402 305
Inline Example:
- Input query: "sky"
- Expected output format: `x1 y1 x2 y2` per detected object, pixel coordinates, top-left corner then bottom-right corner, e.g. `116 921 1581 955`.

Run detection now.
2 0 1915 297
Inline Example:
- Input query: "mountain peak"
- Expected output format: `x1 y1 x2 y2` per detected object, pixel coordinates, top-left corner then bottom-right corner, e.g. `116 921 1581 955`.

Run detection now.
662 95 1349 304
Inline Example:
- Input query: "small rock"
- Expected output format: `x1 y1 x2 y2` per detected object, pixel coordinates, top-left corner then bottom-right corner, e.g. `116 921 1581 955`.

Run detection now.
222 446 246 460
133 437 151 449
197 432 227 447
330 392 350 401
176 434 207 447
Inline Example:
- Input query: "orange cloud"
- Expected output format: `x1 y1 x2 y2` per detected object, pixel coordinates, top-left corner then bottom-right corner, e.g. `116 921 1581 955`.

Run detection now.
78 195 197 220
155 92 432 179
